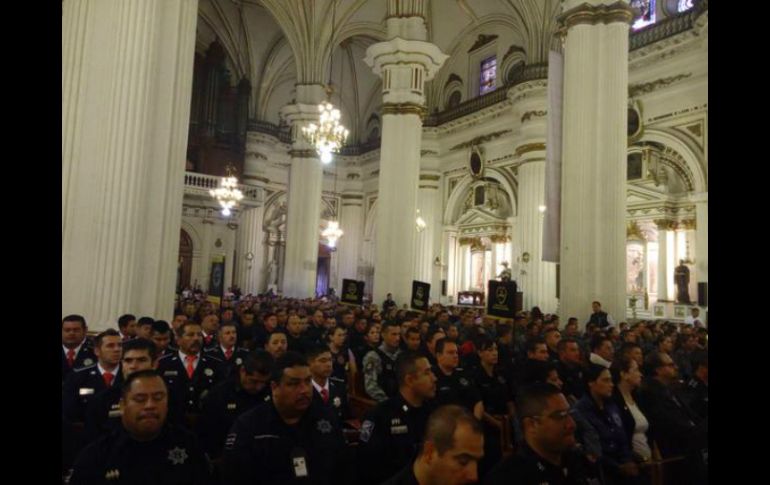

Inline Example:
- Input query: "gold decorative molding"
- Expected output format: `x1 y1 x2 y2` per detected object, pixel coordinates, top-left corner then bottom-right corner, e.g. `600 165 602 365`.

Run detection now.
382 102 427 118
341 194 364 200
490 234 510 244
679 219 697 230
468 34 498 53
420 174 441 181
450 130 512 151
653 219 677 231
559 2 635 29
515 142 546 157
521 110 547 123
629 73 692 97
627 222 644 240
288 149 317 159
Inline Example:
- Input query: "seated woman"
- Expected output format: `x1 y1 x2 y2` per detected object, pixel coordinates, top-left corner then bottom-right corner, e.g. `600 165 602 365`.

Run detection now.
575 364 641 484
353 322 380 369
611 356 652 484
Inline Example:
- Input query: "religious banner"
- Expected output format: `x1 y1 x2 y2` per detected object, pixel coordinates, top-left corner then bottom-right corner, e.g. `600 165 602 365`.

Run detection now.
487 280 518 319
341 279 364 306
410 280 430 312
207 256 225 306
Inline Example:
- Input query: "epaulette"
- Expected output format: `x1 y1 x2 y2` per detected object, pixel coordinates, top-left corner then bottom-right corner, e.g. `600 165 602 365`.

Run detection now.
159 353 178 361
204 354 223 363
74 364 98 373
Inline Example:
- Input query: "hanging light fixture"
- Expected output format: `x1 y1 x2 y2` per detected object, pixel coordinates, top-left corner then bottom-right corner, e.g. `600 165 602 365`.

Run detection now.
321 143 344 248
209 164 244 217
301 0 349 164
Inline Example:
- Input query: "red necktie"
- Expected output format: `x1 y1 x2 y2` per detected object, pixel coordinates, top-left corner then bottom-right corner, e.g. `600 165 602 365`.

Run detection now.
185 355 196 379
204 335 213 346
320 388 329 404
225 348 233 360
103 372 114 387
66 349 76 368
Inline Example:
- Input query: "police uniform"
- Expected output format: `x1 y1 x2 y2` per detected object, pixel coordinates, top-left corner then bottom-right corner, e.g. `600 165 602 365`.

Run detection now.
557 361 586 402
432 365 482 413
62 344 97 382
286 333 309 354
68 424 211 485
312 379 350 423
157 352 223 418
330 347 351 384
357 392 434 485
473 366 514 476
222 400 352 485
197 376 271 459
83 385 123 444
362 345 401 402
483 443 598 485
380 464 419 485
63 364 123 422
683 376 708 421
203 346 250 379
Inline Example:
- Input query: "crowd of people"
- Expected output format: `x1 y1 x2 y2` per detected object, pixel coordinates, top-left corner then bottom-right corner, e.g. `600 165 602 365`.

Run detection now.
61 292 708 485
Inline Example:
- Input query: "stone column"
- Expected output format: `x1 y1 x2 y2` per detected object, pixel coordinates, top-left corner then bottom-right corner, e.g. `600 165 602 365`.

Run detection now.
280 84 325 298
655 219 675 302
511 80 557 314
415 171 441 287
338 191 365 288
235 205 265 295
558 0 634 324
693 193 708 288
365 11 447 306
62 0 199 328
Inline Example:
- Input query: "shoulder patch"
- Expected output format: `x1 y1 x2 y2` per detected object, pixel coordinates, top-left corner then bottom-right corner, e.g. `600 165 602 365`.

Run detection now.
360 420 375 443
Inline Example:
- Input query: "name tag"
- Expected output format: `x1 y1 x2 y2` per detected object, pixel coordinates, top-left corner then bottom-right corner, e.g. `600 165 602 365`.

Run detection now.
391 425 408 435
227 403 237 410
108 409 122 418
79 388 94 396
164 371 178 377
293 457 308 478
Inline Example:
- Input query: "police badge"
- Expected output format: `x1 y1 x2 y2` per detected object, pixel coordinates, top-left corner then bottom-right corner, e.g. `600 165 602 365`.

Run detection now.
83 358 94 366
317 419 333 434
236 357 243 366
204 368 214 377
167 447 188 465
360 420 375 442
333 396 341 408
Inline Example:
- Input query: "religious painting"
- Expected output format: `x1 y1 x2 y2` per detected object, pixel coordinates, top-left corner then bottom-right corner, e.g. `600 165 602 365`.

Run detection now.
674 306 686 318
626 242 645 293
653 304 665 317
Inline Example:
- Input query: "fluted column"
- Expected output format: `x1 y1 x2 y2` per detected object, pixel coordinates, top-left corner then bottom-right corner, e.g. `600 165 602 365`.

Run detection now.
558 1 634 324
62 0 198 329
338 191 365 288
415 171 441 287
280 84 325 298
365 13 448 306
235 205 265 295
693 193 708 287
655 219 675 302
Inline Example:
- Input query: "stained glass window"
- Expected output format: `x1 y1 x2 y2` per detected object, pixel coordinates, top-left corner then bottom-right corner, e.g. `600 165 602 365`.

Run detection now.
479 57 496 95
678 0 695 12
631 0 657 30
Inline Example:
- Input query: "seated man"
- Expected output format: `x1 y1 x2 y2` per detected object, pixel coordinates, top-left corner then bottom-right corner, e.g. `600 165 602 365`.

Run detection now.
588 335 614 369
150 320 175 357
682 351 708 421
62 314 96 382
357 351 437 484
68 370 210 485
306 344 350 423
363 321 403 402
83 338 159 444
484 383 597 485
222 352 353 485
204 321 250 379
432 339 484 420
198 350 273 460
382 405 484 485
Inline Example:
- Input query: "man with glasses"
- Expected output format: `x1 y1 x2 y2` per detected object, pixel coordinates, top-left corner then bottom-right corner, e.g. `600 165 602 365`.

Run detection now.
68 370 210 485
484 383 596 484
638 351 707 485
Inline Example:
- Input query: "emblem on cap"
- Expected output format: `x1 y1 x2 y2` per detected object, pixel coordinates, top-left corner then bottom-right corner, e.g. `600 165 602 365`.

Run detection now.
168 447 188 465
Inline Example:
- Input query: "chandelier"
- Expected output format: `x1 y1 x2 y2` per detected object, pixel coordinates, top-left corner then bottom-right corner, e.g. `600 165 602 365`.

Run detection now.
301 0 348 164
209 165 243 217
321 220 344 249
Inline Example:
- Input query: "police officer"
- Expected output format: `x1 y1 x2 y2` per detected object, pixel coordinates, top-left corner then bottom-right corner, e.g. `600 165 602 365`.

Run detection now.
484 383 597 485
362 320 402 402
222 351 353 485
68 370 211 485
306 344 350 423
63 329 123 422
327 325 356 386
157 321 223 420
198 350 274 460
556 338 586 403
381 405 485 485
683 351 708 421
204 321 250 379
62 314 97 382
357 351 437 484
433 338 484 420
200 314 220 350
83 338 159 444
151 320 176 357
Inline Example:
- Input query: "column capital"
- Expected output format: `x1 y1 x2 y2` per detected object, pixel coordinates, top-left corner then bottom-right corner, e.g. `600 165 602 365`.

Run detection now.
679 219 697 230
559 1 634 30
654 219 677 231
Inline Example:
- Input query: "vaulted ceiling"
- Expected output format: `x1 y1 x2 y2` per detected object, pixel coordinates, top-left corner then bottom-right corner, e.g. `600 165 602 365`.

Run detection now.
196 0 562 144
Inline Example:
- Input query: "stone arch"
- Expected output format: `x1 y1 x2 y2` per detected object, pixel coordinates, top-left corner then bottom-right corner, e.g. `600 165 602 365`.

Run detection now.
639 128 707 192
443 168 518 225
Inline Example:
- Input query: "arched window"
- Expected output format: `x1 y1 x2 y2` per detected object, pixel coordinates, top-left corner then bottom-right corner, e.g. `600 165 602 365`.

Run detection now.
479 57 497 95
631 0 657 30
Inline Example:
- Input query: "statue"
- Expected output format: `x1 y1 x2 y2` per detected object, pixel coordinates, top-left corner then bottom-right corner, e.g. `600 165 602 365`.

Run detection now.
674 259 691 304
498 261 512 282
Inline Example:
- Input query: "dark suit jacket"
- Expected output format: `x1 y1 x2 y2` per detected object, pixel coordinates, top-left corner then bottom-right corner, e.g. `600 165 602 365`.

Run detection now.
312 379 351 423
157 353 223 419
203 346 250 379
62 364 123 422
61 344 97 382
